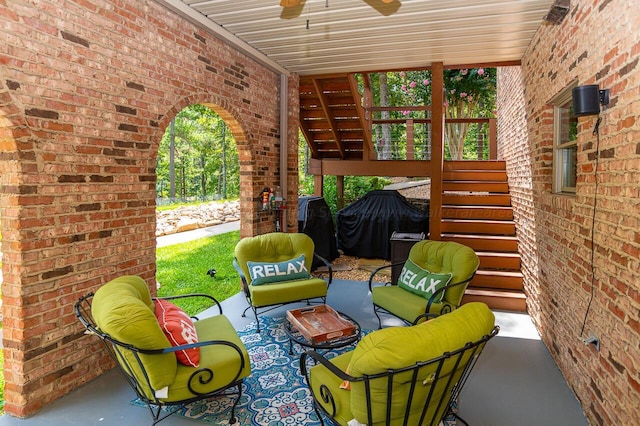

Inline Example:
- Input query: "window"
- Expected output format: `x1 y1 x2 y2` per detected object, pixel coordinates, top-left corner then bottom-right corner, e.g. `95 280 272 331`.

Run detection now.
552 84 578 193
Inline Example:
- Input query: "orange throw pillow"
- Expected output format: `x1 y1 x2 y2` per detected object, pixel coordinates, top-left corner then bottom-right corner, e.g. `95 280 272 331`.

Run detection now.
154 299 200 367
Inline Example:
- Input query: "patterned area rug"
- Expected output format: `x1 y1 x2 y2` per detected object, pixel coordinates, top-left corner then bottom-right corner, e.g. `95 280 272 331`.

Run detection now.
133 316 457 425
133 316 362 425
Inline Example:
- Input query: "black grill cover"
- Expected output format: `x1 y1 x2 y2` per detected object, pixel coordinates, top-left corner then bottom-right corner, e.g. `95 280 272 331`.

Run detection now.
336 190 429 259
298 196 339 267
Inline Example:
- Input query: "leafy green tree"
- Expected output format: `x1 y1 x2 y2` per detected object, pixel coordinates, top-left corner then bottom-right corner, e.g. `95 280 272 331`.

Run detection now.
157 105 239 202
321 176 391 216
395 68 496 159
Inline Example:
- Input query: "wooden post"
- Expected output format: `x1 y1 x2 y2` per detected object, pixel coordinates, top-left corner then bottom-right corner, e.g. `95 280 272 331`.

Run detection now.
429 63 444 241
314 175 323 196
489 118 498 160
406 119 414 160
336 175 345 210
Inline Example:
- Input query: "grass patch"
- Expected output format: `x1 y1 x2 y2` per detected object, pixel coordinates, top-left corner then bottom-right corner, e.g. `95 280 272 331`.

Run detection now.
156 230 241 316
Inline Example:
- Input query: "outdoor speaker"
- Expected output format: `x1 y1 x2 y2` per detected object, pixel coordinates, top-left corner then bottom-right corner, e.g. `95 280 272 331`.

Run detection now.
572 85 600 116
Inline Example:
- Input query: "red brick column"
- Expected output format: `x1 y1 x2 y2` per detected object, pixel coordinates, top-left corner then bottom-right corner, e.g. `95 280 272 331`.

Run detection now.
0 0 295 416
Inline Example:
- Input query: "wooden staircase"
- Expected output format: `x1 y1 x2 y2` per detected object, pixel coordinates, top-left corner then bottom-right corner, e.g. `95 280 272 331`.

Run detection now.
441 160 527 312
296 76 526 311
298 74 370 160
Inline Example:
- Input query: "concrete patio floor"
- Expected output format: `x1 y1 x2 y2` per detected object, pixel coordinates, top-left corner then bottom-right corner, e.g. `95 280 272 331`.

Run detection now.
0 224 589 425
0 278 588 426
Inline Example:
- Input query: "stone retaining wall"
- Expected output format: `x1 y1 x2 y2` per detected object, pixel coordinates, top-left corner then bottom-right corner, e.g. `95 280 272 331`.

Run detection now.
156 201 240 236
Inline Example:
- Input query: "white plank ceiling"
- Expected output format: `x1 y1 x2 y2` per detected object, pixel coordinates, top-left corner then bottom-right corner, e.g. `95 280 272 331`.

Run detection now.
168 0 556 75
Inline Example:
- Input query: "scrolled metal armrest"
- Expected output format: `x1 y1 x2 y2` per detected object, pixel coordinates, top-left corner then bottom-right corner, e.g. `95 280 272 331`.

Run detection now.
155 293 223 317
300 350 360 419
368 261 404 291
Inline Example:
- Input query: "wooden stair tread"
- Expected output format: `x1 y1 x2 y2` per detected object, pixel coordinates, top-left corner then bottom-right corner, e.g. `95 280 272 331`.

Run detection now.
442 208 514 220
443 233 518 241
443 181 509 193
443 234 519 252
470 272 523 291
462 288 527 312
464 288 526 298
444 160 506 170
442 218 515 225
442 194 512 206
443 171 508 181
475 269 523 278
442 223 516 236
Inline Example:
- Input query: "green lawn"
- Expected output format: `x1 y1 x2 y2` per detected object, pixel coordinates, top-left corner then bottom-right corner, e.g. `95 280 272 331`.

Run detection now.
156 230 241 315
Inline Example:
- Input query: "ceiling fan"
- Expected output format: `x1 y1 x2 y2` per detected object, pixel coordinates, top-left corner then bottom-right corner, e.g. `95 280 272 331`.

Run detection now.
280 0 395 5
280 0 400 19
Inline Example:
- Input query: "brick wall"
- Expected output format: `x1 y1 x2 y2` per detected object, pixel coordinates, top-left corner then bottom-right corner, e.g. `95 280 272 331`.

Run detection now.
498 0 640 424
0 0 297 416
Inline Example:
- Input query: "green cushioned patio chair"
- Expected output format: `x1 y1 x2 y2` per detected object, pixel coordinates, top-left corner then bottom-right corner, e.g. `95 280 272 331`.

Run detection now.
301 302 499 426
75 275 251 425
369 240 479 328
233 232 333 332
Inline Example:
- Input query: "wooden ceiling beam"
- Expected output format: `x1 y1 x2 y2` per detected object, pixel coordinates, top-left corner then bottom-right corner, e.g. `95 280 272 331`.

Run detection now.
316 159 431 177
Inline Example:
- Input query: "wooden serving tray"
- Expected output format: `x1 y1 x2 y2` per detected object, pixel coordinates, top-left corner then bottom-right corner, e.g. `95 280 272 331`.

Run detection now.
286 305 356 344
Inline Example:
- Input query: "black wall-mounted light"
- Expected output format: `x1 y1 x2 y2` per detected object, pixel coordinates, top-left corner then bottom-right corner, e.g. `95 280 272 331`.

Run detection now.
572 84 610 116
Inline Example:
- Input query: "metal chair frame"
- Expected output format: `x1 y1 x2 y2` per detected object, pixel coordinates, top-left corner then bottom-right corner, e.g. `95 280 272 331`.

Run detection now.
75 292 247 425
301 325 499 426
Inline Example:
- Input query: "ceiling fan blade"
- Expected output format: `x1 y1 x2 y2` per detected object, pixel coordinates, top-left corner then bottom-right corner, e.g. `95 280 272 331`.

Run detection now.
280 0 303 7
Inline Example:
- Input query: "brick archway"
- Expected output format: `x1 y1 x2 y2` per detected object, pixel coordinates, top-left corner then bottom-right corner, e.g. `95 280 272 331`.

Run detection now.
0 0 295 416
156 94 261 238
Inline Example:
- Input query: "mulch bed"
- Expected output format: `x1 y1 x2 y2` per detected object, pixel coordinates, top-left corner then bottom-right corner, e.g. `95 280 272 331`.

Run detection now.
313 254 391 282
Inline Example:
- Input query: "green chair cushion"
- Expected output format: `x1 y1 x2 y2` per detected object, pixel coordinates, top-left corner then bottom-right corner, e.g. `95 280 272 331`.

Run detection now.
248 254 311 285
165 315 251 402
397 258 452 302
347 302 495 424
92 276 177 393
372 285 447 322
248 276 328 307
373 240 480 323
93 276 251 402
235 233 316 286
408 240 479 306
235 233 328 308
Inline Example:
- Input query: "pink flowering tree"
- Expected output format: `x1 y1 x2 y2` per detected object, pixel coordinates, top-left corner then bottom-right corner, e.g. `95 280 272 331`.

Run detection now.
395 68 496 159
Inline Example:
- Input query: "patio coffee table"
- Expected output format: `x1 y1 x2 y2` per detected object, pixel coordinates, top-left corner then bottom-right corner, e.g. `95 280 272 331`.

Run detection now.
284 305 361 355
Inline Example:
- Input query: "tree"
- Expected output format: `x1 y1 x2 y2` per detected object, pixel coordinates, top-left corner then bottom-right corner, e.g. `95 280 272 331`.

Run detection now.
378 73 392 160
395 68 496 159
443 68 496 159
157 104 239 202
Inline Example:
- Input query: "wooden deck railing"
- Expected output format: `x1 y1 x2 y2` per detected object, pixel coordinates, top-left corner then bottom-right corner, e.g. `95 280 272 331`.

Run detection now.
368 110 497 161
